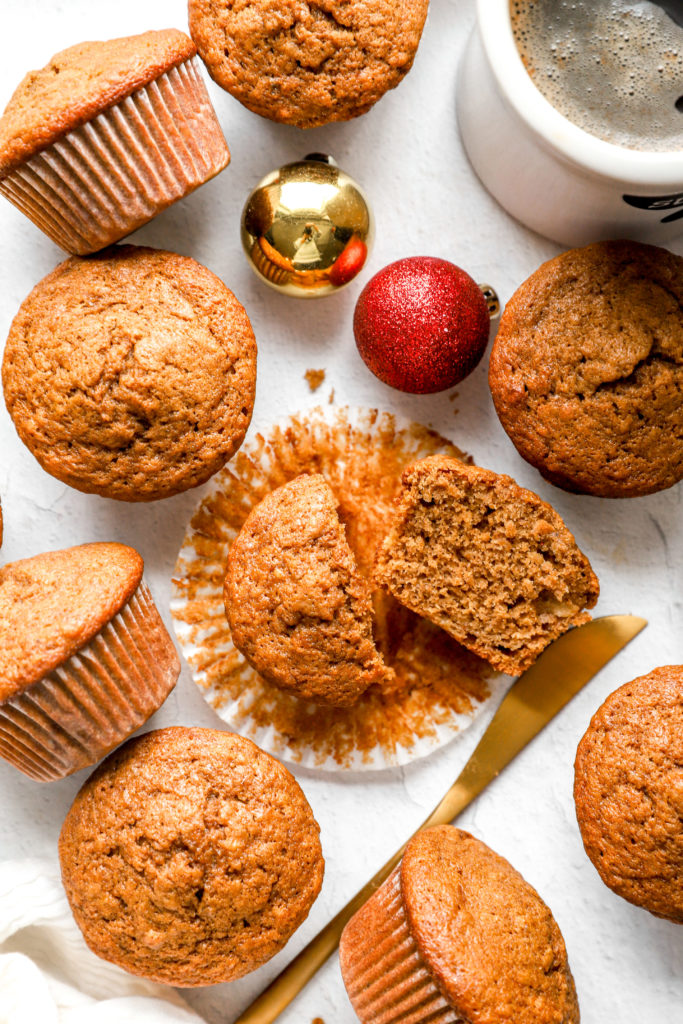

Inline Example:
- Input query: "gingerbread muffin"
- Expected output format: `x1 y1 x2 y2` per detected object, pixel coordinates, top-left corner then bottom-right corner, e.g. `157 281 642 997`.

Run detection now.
340 826 579 1024
0 29 229 254
59 727 324 985
225 473 389 707
374 456 599 676
0 543 179 782
3 245 256 502
574 666 683 923
489 240 683 498
189 0 430 128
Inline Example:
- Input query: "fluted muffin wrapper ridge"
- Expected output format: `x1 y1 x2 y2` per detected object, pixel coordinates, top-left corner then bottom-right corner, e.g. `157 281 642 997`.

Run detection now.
340 865 462 1024
0 581 179 782
0 56 229 255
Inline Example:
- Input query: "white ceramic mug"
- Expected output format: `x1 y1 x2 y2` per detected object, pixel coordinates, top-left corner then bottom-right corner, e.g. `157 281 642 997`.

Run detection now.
456 0 683 246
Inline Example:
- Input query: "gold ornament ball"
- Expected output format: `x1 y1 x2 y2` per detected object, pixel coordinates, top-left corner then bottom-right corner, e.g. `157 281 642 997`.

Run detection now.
241 155 373 298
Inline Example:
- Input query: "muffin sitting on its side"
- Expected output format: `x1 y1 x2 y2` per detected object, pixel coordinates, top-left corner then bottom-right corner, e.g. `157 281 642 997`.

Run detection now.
3 245 256 502
0 543 179 781
225 474 390 707
374 456 599 675
574 666 683 923
340 825 579 1024
0 29 230 254
59 727 324 985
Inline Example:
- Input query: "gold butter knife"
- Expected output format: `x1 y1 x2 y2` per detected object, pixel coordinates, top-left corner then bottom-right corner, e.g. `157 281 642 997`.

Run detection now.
234 614 647 1024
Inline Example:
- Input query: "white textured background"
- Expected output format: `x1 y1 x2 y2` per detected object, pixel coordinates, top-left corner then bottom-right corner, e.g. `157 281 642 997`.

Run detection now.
0 1 681 1022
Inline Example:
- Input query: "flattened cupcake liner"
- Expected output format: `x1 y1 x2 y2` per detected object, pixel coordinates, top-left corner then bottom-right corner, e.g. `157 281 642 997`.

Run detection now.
171 406 506 772
0 56 229 254
341 867 460 1024
0 582 179 782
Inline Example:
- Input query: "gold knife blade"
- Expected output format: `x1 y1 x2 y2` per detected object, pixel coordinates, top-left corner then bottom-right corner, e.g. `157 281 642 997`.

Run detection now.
234 614 647 1024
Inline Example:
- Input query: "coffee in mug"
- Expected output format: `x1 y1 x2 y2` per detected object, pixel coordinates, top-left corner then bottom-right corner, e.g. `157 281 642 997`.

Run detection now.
457 0 683 245
510 0 683 152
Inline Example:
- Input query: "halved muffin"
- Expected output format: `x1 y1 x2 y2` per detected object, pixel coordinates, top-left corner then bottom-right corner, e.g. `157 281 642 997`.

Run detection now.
374 456 599 675
224 473 390 707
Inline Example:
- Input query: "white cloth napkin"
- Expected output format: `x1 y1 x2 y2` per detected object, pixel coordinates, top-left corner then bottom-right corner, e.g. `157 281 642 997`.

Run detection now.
0 859 203 1024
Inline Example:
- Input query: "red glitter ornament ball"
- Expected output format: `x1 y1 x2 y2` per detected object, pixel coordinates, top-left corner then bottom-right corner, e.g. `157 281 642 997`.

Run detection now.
354 256 491 394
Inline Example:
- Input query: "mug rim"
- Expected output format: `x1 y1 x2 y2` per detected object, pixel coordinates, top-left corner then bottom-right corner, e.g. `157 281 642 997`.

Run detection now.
479 0 683 187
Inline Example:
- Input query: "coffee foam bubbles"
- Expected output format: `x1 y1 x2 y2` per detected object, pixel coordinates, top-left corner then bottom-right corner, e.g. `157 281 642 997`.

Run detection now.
510 0 683 151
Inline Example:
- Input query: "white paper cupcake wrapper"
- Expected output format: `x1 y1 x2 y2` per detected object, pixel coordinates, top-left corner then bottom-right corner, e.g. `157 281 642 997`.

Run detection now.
340 866 462 1024
0 56 229 254
0 582 179 782
171 406 506 772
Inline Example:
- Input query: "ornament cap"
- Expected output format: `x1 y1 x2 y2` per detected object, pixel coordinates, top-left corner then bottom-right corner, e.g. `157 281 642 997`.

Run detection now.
479 283 501 320
303 152 337 166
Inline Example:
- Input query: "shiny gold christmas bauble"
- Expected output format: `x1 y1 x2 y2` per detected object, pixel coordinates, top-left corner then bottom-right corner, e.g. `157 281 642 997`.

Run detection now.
241 155 373 298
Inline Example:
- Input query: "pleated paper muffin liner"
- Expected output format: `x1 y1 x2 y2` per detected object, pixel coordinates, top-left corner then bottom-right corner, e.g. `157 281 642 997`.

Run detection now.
0 582 179 782
171 406 506 772
340 867 461 1024
0 56 229 255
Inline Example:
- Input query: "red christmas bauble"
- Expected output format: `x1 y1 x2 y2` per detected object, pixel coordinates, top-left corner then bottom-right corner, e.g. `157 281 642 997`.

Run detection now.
354 256 491 394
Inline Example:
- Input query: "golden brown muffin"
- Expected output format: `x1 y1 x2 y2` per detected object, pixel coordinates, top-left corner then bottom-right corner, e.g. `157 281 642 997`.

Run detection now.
3 245 257 502
374 455 599 676
59 727 325 985
225 473 390 707
0 543 179 781
574 666 683 923
0 30 230 254
489 240 683 498
340 826 580 1024
189 0 430 128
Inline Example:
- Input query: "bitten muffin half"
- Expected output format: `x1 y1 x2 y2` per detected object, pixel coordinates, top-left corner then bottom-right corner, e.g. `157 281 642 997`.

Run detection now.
189 0 430 128
3 245 257 501
374 455 599 675
0 29 230 254
574 665 683 923
59 727 325 985
225 473 390 707
489 240 683 498
340 826 579 1024
0 542 179 781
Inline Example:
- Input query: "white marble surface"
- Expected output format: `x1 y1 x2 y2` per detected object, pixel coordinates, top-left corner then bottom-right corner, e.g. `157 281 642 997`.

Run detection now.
0 1 681 1022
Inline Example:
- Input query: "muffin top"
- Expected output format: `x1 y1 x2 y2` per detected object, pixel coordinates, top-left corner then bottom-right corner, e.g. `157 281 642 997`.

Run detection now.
0 542 143 700
401 827 579 1024
189 0 430 128
59 727 324 986
0 29 196 178
574 666 683 923
225 473 389 707
489 240 683 498
3 245 257 502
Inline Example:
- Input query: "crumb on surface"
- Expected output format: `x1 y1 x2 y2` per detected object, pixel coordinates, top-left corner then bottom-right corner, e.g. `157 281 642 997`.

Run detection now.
304 368 326 391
